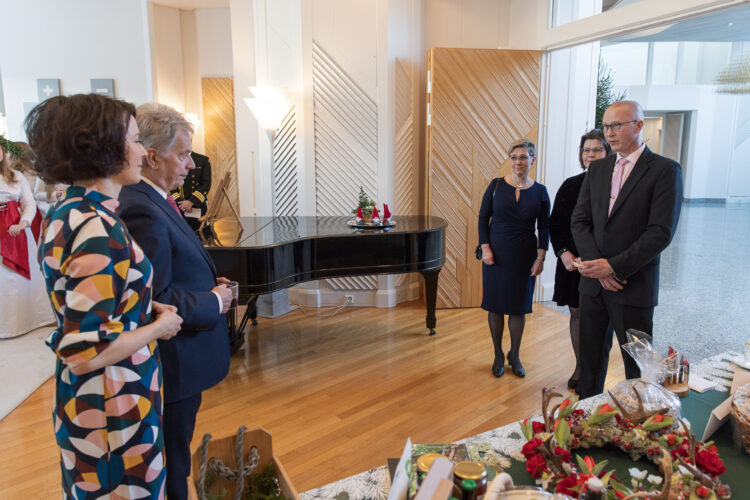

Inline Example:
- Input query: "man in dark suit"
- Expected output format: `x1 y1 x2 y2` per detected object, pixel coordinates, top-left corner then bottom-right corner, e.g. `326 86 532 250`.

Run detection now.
118 103 232 499
571 100 683 398
169 151 211 232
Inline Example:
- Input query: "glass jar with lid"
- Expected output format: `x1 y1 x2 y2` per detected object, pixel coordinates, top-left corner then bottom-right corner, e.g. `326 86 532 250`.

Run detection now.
453 461 487 496
416 452 445 485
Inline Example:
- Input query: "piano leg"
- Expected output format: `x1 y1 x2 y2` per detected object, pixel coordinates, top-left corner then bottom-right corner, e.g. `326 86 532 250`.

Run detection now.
421 269 441 336
230 295 259 355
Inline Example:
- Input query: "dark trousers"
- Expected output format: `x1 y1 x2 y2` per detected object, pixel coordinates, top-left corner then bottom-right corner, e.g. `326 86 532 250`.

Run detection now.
164 393 202 500
576 292 654 398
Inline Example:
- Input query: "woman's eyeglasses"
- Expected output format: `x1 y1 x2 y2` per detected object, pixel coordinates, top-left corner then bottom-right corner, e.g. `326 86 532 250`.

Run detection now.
581 147 604 154
509 155 531 162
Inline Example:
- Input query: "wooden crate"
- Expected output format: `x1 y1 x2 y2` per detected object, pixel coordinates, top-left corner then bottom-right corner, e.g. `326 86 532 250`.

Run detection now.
187 427 299 500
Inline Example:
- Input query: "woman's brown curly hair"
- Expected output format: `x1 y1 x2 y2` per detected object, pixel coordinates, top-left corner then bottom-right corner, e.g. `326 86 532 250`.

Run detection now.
24 94 136 184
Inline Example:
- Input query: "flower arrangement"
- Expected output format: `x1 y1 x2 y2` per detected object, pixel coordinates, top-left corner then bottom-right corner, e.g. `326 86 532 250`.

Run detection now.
519 388 730 499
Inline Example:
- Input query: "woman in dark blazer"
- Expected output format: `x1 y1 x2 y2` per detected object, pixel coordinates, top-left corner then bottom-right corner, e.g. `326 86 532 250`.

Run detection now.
549 129 611 389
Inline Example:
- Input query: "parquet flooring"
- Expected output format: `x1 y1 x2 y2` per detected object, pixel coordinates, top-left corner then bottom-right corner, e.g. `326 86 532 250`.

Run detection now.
0 301 625 498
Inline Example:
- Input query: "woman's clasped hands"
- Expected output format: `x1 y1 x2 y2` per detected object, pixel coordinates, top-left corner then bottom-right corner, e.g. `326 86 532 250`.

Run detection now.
152 301 182 340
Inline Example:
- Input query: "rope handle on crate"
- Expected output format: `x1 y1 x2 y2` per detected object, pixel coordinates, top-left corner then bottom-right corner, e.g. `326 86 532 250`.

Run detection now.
196 425 261 500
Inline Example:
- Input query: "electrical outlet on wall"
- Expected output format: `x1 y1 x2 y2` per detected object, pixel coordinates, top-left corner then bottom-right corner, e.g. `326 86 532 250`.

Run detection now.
344 294 353 305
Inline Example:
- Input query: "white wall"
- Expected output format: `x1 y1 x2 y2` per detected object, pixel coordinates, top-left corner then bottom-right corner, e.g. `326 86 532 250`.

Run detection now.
618 84 748 201
151 4 185 113
424 0 511 50
0 0 153 139
196 9 234 77
229 0 259 217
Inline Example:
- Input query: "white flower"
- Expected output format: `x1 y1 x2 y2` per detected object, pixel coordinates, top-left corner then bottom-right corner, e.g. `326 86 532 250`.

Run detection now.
629 468 648 480
678 465 692 477
647 474 663 485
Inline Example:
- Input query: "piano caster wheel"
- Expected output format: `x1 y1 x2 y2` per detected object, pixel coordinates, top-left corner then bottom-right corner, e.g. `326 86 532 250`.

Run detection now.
428 329 436 336
251 319 258 326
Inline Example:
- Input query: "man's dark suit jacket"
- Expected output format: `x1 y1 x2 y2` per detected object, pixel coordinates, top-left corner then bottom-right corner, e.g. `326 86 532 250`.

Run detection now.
119 181 229 404
571 146 683 308
169 152 212 216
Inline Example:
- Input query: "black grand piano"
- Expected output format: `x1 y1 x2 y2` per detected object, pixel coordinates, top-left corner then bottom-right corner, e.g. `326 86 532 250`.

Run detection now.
205 215 447 352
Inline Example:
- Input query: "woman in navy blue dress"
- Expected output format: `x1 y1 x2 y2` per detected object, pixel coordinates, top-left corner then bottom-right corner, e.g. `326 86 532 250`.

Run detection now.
478 139 550 378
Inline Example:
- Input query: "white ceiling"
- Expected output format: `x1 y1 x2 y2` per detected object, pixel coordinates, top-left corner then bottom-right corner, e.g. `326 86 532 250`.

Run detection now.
152 0 228 9
606 3 750 44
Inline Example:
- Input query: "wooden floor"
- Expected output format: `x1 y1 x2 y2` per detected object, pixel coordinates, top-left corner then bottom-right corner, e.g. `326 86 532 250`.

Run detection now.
0 301 625 498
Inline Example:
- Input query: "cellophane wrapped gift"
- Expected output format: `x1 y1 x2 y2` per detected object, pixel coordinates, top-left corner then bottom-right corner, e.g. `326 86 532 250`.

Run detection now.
731 383 750 454
610 330 682 419
610 379 682 420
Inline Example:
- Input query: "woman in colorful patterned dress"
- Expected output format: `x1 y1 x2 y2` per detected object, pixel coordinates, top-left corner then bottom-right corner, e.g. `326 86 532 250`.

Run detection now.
26 94 183 499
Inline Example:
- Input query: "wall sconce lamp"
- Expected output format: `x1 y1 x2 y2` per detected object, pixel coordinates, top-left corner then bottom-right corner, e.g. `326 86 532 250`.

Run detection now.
185 112 202 131
244 86 291 137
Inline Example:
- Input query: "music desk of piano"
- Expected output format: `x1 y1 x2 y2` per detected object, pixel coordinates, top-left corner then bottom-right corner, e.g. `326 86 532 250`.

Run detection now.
204 215 447 353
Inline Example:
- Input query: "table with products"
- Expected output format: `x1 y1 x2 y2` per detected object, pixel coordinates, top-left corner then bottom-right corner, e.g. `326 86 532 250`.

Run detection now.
301 351 750 499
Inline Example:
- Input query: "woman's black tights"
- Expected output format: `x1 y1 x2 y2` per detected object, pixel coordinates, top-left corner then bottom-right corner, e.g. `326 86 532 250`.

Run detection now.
488 312 526 376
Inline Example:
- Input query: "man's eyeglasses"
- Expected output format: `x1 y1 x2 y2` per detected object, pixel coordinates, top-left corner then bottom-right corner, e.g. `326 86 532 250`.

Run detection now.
602 120 637 132
509 155 531 162
581 147 605 154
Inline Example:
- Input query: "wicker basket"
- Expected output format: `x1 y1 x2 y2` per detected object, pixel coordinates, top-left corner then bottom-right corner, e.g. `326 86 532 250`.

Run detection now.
731 383 750 455
187 426 299 500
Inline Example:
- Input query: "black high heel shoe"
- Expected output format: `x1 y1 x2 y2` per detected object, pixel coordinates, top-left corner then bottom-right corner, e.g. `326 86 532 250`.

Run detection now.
507 353 525 377
492 353 505 377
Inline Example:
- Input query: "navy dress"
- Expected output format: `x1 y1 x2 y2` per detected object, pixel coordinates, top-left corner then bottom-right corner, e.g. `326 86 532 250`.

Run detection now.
478 178 550 314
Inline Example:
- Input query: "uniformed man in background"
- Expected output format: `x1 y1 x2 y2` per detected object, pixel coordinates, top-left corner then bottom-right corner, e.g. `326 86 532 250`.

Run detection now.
169 151 211 231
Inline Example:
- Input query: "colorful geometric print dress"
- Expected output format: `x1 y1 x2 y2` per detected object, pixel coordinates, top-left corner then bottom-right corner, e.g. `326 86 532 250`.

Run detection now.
38 186 165 499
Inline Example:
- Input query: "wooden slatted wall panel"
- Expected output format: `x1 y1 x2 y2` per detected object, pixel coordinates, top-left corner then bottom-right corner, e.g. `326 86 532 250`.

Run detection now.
426 48 541 308
202 77 239 219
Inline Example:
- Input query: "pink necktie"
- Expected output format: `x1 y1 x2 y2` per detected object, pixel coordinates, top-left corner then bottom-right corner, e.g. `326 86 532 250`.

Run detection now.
166 195 183 216
608 157 628 215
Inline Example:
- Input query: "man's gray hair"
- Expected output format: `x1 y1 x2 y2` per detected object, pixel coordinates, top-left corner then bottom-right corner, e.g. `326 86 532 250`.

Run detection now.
508 138 536 158
136 103 193 154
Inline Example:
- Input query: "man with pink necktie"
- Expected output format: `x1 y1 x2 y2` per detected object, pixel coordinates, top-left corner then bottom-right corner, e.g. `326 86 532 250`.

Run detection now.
118 103 233 499
571 100 683 398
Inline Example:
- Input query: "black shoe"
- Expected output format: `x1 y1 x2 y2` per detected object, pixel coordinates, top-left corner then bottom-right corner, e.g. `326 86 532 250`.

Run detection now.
508 354 525 377
568 376 579 389
492 353 505 377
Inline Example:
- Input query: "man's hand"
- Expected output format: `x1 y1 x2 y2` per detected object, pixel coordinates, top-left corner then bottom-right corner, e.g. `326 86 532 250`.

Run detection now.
577 258 615 279
212 284 232 314
598 276 626 292
178 200 194 213
560 251 577 271
216 277 230 285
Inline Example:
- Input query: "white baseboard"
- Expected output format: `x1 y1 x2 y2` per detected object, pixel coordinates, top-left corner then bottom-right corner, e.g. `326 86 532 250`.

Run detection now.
288 279 420 309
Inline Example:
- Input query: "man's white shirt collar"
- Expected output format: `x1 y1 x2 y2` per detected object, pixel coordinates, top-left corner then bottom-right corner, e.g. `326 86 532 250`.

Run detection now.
141 176 168 200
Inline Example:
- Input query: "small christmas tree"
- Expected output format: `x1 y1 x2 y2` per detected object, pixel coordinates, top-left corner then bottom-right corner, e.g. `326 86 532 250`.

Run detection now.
352 186 375 216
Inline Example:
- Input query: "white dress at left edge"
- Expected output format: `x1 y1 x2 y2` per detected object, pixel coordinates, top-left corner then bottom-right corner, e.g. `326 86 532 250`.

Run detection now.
0 171 54 338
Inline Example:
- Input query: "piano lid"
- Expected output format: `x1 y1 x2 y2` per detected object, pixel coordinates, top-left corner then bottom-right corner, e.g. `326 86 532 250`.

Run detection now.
207 215 447 249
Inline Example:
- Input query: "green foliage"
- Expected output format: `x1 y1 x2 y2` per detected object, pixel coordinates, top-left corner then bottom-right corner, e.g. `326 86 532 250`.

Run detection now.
353 186 376 214
596 59 627 128
200 471 227 500
245 462 290 500
0 135 24 158
554 419 570 449
197 463 290 500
